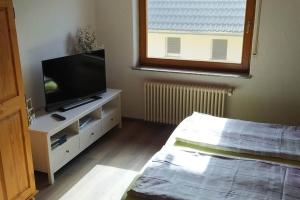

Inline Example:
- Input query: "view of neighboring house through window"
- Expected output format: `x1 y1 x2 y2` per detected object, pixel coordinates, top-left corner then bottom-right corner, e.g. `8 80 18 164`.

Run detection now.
212 39 228 60
166 37 181 57
139 0 256 73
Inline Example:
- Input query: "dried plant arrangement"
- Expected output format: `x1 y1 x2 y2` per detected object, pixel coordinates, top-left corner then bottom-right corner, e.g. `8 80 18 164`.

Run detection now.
76 26 97 53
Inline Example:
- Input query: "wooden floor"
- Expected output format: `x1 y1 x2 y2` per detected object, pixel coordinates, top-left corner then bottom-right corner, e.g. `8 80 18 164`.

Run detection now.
35 118 175 200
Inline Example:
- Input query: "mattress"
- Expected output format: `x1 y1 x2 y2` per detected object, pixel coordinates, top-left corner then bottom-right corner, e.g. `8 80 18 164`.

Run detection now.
175 112 300 165
126 147 300 200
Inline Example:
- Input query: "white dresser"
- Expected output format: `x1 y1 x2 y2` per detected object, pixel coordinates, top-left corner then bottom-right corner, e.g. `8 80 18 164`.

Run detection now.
29 89 122 184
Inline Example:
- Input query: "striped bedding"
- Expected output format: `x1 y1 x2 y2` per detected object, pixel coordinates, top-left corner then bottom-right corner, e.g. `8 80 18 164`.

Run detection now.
127 148 300 200
175 112 300 163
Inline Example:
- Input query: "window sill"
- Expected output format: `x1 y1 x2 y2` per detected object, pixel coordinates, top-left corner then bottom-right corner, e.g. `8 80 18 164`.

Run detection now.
132 66 252 79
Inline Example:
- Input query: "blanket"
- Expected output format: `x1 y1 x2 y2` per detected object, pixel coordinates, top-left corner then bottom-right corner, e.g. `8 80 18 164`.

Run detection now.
128 148 300 200
175 113 300 162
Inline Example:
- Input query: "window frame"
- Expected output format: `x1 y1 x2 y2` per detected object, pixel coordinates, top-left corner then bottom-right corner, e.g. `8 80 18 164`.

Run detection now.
138 0 256 73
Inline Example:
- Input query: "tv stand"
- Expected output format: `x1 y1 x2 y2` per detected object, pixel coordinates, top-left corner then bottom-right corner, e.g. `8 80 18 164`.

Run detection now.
29 89 122 184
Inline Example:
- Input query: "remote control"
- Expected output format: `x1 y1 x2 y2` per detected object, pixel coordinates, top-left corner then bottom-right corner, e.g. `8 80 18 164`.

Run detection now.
51 114 66 121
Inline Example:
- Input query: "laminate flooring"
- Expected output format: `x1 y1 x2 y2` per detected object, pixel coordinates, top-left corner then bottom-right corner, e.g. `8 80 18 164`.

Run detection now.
35 118 175 200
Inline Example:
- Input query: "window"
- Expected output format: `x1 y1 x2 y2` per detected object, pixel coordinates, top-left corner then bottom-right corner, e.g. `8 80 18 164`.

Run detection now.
212 39 228 60
139 0 256 73
166 37 181 57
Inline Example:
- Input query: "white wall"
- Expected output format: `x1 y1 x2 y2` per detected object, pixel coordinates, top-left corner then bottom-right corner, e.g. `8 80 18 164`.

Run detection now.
95 0 300 125
13 0 96 108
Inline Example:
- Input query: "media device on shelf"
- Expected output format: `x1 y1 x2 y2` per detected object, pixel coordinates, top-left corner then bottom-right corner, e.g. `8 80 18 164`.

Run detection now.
42 49 107 112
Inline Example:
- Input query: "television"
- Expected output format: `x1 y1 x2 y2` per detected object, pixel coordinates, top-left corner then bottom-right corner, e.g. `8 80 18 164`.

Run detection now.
42 50 106 112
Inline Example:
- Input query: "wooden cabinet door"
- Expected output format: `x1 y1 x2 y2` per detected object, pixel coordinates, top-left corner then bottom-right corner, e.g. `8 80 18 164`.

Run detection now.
0 0 36 199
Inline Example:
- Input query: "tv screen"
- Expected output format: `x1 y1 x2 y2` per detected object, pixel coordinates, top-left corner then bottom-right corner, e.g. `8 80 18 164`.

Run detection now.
42 50 106 112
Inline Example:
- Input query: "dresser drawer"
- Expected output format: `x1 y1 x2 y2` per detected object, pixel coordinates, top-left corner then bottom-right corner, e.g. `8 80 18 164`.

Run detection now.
79 121 102 151
50 135 80 172
102 110 120 134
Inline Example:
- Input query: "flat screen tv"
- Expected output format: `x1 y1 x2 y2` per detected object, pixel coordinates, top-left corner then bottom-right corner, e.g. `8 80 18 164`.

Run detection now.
42 50 106 112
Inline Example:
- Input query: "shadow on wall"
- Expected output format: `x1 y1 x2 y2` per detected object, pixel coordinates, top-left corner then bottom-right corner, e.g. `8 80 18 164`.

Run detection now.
66 33 78 55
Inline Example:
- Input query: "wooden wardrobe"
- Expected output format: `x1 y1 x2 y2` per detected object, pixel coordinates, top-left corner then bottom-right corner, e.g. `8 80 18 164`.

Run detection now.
0 0 36 199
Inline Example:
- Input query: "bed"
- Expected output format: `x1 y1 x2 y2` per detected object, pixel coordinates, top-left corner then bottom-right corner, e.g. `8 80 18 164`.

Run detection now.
123 113 300 200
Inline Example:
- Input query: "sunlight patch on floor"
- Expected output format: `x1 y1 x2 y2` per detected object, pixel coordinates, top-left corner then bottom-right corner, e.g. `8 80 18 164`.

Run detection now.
59 165 138 200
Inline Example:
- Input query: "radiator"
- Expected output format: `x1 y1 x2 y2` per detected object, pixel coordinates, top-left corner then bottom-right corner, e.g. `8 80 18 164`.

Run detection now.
144 81 233 125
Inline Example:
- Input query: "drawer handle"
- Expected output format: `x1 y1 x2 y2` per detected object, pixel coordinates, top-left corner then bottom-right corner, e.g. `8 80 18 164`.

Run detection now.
66 150 70 153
